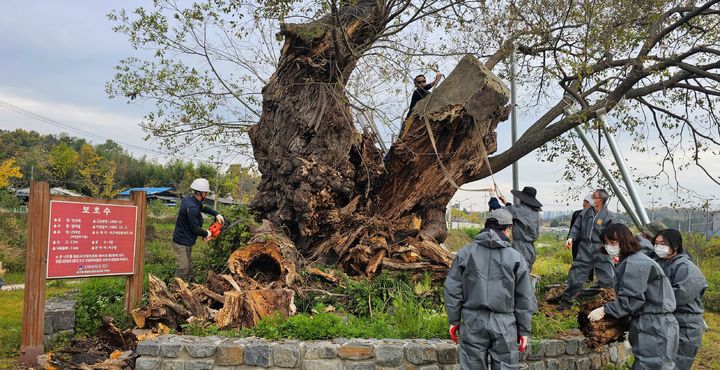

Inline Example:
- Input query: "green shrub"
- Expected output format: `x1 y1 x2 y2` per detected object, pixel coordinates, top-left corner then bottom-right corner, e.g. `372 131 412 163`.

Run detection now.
75 277 129 335
461 227 481 240
0 188 23 209
704 271 720 312
0 212 26 272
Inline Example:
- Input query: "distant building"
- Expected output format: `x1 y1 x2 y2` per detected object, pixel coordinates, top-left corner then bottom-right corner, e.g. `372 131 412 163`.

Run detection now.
15 187 83 201
116 187 178 205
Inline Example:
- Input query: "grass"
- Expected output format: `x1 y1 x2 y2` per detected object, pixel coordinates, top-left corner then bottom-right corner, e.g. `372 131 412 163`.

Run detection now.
2 271 23 285
694 311 720 370
443 229 473 252
0 286 78 369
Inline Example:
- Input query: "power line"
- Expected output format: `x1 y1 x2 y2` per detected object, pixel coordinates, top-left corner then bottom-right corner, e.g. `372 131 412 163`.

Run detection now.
0 99 235 166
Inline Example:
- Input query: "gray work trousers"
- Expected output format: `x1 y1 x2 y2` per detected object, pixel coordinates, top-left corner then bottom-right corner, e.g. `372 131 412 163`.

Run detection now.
512 240 535 272
459 310 519 370
563 246 614 301
172 242 193 282
675 313 705 370
628 313 679 370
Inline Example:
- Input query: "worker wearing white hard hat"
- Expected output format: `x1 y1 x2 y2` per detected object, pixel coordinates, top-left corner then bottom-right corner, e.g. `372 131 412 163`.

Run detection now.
171 178 224 281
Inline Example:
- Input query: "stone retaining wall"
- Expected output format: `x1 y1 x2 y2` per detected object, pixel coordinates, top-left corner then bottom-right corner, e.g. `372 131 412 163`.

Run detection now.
43 298 76 346
136 335 631 370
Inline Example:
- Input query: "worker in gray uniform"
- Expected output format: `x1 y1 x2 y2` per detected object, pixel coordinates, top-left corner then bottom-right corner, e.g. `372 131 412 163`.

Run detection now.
444 209 534 369
588 223 679 369
501 186 542 271
636 221 667 256
558 189 615 309
653 228 707 370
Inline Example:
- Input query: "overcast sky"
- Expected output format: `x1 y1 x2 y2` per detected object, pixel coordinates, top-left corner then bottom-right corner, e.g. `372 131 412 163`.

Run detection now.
1 0 718 212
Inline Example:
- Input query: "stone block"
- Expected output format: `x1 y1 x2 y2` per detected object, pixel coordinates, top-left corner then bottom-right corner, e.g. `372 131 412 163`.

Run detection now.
305 341 337 360
44 316 54 334
136 357 162 370
216 341 244 366
600 351 610 366
559 356 574 370
576 340 589 355
545 358 559 370
161 338 185 358
526 340 546 361
575 357 591 370
185 359 214 370
435 343 458 364
54 310 75 330
338 342 374 360
374 344 404 367
303 359 343 370
442 365 461 370
609 344 619 363
418 366 440 370
244 343 273 367
186 337 219 358
564 338 582 355
405 343 436 365
138 340 163 356
273 342 304 368
524 361 545 370
345 362 377 370
589 353 602 369
617 341 630 362
544 340 565 357
161 360 185 370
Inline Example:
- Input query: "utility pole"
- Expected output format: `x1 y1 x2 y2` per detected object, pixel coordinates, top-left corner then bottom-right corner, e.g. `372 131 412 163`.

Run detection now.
510 43 519 204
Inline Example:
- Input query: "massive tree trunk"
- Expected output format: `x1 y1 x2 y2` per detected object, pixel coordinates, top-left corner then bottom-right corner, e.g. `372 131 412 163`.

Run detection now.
249 1 510 276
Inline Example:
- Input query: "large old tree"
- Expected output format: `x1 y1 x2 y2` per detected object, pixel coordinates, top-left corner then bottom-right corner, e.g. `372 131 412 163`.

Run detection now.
109 0 720 274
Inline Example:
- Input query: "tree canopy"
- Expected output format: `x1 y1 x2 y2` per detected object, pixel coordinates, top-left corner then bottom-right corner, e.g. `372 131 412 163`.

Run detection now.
107 0 720 200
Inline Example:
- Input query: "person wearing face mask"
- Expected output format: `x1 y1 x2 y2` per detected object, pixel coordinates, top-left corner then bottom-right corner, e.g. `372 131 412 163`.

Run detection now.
557 189 616 310
587 223 679 369
171 178 224 282
444 209 534 369
652 229 708 370
636 220 668 256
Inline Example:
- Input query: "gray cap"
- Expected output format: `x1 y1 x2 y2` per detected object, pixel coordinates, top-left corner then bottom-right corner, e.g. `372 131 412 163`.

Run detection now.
488 208 513 226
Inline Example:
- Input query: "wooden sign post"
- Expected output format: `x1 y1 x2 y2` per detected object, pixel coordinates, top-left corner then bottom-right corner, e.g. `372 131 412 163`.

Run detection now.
20 181 147 366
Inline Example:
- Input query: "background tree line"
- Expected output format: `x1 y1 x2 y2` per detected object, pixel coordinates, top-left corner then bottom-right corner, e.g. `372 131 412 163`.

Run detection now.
0 129 259 200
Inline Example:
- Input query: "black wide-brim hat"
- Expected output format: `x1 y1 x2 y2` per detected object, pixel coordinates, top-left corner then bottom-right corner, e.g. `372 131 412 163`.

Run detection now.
511 186 543 208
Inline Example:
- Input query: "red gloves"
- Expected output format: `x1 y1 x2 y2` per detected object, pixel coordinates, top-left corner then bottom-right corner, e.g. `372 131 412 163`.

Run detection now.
449 325 460 344
518 336 528 353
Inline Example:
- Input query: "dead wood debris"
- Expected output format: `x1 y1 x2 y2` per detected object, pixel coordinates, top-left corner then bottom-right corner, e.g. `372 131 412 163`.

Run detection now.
577 288 631 348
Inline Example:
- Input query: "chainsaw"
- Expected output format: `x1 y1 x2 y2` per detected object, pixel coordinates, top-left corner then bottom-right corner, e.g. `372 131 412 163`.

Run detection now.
206 218 244 241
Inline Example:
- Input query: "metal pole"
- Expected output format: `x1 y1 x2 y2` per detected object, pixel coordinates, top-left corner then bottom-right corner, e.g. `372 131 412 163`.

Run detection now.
597 109 650 224
574 127 643 229
510 44 519 204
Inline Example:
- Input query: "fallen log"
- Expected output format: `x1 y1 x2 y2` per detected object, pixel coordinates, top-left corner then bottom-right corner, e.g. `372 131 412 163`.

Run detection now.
577 288 630 348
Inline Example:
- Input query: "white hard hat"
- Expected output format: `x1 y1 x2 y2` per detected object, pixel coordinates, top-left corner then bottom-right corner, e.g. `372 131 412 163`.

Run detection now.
190 178 211 192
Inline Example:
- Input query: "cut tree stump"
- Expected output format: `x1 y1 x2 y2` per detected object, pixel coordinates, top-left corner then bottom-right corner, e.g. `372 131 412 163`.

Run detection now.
215 289 296 329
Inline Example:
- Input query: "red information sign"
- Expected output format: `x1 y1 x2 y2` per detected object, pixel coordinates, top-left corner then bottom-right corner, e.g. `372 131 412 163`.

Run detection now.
47 200 138 279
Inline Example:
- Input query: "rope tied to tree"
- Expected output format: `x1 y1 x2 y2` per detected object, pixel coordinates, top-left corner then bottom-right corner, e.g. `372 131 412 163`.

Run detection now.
420 114 504 198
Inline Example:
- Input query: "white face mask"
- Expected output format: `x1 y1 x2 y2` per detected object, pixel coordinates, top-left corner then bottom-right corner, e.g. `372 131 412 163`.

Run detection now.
604 244 620 257
654 244 671 258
